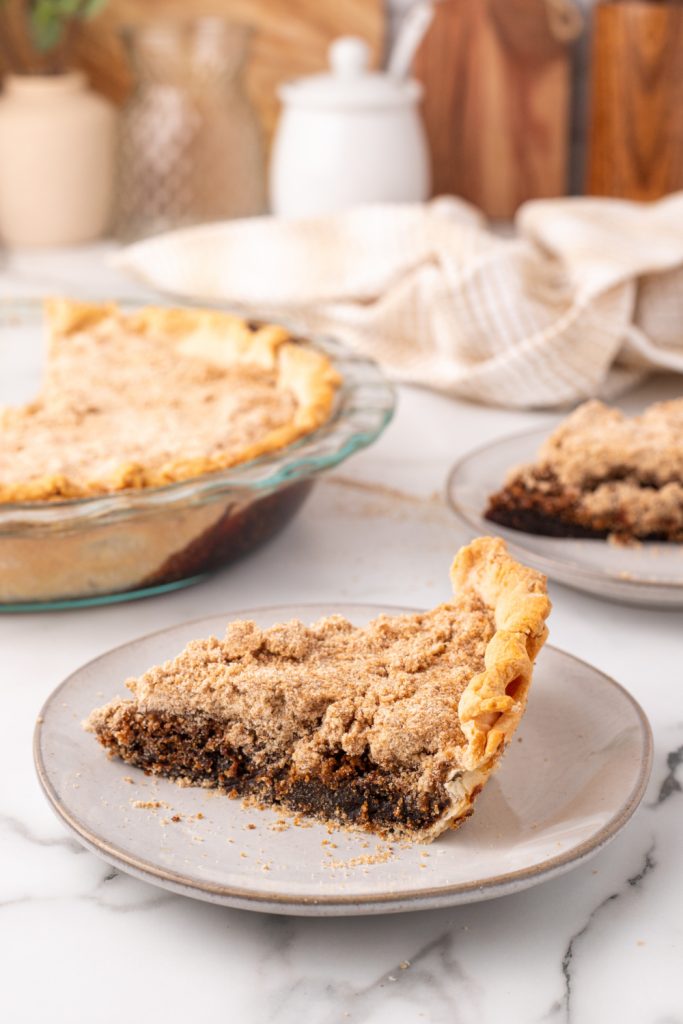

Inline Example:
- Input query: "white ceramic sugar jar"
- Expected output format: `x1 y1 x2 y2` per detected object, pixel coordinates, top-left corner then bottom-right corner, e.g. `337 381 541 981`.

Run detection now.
270 37 430 217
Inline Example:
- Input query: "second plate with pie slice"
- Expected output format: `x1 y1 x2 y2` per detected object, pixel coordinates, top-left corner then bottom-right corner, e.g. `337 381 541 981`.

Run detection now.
447 427 683 607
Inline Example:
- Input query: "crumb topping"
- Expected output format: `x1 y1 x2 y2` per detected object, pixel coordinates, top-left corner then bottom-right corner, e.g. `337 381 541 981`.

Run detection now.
107 600 495 791
530 399 683 488
1 316 293 493
0 302 339 502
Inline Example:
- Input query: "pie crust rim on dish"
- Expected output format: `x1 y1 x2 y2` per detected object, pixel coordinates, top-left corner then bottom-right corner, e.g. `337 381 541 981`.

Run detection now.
1 298 342 504
85 537 551 842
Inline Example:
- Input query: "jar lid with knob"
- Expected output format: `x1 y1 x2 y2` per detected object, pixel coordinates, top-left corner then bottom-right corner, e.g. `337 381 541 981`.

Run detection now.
278 37 423 111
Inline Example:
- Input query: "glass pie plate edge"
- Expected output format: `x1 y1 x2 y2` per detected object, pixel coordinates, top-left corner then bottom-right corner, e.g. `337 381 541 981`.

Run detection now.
446 425 683 607
0 299 395 610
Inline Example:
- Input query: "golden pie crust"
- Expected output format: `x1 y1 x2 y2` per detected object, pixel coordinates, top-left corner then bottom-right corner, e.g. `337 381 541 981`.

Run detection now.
0 299 341 503
86 538 551 842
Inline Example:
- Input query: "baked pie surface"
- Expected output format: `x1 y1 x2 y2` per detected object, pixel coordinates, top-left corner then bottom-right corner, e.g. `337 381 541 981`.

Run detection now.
85 538 550 842
486 399 683 543
0 299 340 503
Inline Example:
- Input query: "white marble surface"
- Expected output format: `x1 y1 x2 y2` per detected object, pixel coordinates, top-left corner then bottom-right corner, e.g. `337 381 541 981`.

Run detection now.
1 246 682 1024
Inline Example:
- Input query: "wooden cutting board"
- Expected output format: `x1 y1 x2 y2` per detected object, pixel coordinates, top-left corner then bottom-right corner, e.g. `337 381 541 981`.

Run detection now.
412 0 581 219
586 1 683 200
0 0 385 144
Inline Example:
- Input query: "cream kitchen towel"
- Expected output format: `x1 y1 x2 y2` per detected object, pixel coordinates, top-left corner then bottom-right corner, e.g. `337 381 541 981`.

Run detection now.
114 193 683 409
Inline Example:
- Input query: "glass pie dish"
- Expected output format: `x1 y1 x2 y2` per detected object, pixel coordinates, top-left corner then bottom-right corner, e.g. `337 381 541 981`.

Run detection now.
0 299 395 610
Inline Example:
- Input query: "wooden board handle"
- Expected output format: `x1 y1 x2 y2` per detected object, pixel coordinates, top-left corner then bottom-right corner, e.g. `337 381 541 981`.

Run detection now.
413 0 574 219
586 1 683 199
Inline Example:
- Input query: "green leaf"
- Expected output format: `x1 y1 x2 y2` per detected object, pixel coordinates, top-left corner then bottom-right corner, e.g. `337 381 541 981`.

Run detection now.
29 2 66 52
30 19 64 52
80 0 108 19
55 0 83 14
24 0 107 52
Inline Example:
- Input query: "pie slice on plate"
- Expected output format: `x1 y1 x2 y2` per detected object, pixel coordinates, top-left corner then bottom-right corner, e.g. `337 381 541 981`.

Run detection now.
85 538 550 842
486 399 683 544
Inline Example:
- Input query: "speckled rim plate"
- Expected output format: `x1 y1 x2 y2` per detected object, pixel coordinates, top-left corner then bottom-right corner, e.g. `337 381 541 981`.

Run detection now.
447 426 683 607
34 604 653 917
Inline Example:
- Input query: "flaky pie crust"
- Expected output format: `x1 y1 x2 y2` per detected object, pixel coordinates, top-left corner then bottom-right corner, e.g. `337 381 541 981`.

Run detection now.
422 537 551 838
0 299 341 503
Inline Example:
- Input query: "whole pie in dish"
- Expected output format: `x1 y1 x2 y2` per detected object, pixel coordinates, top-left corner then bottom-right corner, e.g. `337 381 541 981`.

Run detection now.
486 399 683 544
85 538 551 842
1 298 341 502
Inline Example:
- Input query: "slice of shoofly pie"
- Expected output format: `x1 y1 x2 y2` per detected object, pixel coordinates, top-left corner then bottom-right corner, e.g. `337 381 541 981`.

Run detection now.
486 399 683 543
85 538 550 842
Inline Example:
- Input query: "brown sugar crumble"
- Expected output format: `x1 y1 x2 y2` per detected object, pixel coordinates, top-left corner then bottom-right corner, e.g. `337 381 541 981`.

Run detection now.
0 300 339 503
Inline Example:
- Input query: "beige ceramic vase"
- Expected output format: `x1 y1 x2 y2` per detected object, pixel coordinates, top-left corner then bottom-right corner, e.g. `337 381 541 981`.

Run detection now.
0 71 117 246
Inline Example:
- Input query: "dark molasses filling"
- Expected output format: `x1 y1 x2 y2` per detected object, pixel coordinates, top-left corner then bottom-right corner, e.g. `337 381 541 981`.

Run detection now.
91 706 451 836
140 480 313 589
485 476 677 542
486 502 607 539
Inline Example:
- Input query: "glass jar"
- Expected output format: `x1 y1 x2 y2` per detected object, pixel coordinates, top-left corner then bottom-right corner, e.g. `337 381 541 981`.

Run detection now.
115 18 266 241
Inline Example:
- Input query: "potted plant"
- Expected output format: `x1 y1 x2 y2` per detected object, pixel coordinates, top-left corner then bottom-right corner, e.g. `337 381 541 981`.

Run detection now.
0 0 116 245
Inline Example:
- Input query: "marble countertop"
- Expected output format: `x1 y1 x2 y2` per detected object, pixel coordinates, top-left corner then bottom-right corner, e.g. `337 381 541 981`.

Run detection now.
1 246 681 1024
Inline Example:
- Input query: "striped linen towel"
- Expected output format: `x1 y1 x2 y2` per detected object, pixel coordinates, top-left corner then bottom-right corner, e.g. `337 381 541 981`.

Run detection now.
114 193 683 409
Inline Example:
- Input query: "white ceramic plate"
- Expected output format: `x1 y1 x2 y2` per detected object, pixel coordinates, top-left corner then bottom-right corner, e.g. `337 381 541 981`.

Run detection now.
34 605 652 917
447 427 683 607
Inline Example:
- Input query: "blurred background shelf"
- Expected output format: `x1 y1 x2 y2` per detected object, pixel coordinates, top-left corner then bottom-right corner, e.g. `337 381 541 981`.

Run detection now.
412 0 582 219
0 0 386 145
